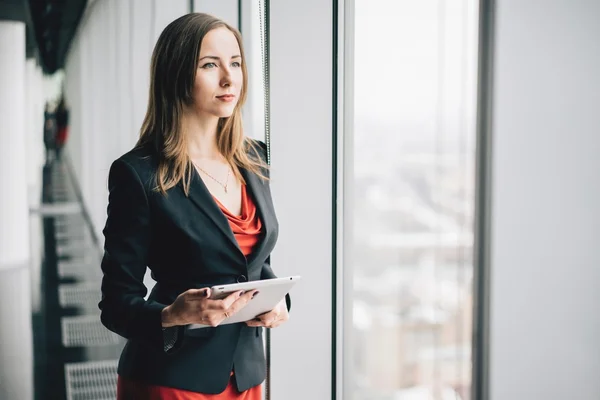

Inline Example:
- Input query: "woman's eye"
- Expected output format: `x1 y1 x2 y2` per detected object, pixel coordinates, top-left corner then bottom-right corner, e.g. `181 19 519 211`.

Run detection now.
202 63 217 69
232 61 241 67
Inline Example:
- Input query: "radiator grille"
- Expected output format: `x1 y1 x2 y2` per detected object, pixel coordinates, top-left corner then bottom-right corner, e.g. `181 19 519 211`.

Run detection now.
61 316 120 347
65 360 118 400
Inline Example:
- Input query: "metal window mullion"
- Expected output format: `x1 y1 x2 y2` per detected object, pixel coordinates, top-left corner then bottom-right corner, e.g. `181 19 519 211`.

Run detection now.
259 1 272 399
472 0 495 400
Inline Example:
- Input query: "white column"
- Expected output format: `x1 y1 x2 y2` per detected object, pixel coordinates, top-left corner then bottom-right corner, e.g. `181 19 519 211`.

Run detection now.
26 60 41 195
490 1 600 399
269 1 334 399
0 21 33 400
25 58 44 314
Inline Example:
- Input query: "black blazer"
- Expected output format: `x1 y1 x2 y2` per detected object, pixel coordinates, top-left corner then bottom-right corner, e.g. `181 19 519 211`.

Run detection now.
98 140 286 394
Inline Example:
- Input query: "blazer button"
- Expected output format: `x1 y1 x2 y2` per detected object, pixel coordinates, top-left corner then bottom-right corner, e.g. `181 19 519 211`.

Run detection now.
237 275 247 283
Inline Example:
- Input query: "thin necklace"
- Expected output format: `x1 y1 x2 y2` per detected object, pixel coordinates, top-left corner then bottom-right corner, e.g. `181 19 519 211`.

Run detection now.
193 162 231 193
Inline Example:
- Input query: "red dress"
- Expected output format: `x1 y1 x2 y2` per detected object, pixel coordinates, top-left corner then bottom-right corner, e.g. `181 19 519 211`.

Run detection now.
117 184 263 399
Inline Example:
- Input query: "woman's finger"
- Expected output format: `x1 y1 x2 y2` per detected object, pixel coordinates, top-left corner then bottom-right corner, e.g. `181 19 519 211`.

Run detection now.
267 307 289 328
204 290 258 326
246 315 285 328
269 319 286 328
226 290 258 315
257 309 276 323
205 290 243 310
221 290 247 309
249 321 269 328
245 314 268 327
186 287 211 299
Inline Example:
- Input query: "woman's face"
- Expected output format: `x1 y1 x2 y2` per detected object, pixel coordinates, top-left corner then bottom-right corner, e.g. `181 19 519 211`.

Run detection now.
193 27 243 118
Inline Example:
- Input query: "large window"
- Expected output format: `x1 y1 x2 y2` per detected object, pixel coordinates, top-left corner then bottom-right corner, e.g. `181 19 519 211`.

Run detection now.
344 1 479 399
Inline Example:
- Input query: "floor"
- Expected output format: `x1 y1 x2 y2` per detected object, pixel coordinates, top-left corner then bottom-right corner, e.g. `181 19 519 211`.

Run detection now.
34 157 125 400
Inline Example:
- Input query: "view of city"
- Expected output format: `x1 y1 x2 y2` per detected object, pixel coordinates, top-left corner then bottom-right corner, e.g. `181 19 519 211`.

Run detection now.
349 1 479 399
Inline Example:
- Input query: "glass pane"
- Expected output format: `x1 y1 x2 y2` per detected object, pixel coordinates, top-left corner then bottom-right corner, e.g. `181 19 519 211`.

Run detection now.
242 0 267 143
346 1 479 399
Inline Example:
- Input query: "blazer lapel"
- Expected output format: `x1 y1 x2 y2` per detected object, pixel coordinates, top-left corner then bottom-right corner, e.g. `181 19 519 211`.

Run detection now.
185 168 242 255
184 166 273 265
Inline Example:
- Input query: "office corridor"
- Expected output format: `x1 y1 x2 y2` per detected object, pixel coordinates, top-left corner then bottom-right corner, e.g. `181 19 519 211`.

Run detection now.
34 159 123 400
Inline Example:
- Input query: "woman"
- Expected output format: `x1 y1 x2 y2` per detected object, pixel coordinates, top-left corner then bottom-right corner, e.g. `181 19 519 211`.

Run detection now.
99 13 290 399
55 96 69 159
43 102 57 164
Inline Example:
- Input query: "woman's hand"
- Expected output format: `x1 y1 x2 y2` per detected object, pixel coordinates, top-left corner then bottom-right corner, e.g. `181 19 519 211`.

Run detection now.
245 298 289 328
161 288 258 328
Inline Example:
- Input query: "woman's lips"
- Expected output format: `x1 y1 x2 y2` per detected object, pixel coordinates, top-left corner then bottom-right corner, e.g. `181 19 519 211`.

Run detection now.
217 95 235 102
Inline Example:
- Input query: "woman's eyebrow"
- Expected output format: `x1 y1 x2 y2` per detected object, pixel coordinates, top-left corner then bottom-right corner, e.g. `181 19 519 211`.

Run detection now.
199 55 242 61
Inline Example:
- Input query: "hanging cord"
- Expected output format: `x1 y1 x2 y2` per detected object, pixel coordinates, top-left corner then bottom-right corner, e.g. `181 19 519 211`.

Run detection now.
259 1 272 399
259 0 271 165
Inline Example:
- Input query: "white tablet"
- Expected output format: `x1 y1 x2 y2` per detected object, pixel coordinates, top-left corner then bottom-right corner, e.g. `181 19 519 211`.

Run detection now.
188 275 301 329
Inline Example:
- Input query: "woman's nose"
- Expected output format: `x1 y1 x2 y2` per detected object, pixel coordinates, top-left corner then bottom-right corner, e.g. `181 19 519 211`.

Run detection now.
220 69 232 87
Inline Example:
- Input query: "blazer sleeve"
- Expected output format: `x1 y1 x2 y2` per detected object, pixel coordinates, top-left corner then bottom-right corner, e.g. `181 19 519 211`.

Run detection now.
98 158 169 350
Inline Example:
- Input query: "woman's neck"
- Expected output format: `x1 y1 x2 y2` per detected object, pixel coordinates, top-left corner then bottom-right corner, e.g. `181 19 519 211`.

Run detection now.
183 111 222 160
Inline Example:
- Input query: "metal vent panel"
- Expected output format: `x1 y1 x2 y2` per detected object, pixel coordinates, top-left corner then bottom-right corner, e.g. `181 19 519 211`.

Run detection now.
58 260 101 280
61 316 121 347
55 228 87 239
55 230 87 240
65 360 118 400
59 283 102 311
57 245 90 258
57 241 91 255
57 238 88 248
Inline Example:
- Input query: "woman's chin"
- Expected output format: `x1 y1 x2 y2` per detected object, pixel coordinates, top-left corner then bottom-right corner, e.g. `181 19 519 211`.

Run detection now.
192 104 238 119
215 108 237 118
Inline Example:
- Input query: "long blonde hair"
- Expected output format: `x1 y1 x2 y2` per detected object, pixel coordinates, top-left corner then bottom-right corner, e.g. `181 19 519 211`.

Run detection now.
137 13 267 195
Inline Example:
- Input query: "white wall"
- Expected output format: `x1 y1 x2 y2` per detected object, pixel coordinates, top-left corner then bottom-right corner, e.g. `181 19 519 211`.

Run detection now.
194 0 238 27
25 60 45 315
269 1 334 399
64 0 189 241
0 21 33 400
490 1 600 399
